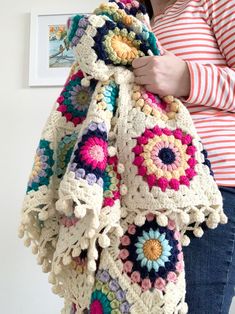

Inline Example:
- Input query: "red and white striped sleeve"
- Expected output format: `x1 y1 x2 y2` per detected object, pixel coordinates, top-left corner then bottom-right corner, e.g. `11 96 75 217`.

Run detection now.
182 0 235 112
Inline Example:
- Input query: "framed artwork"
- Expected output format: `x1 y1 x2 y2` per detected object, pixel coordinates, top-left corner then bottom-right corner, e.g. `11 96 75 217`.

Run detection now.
28 9 89 87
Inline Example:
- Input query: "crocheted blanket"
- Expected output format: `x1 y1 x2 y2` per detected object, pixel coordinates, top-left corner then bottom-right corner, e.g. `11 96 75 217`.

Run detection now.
18 1 228 313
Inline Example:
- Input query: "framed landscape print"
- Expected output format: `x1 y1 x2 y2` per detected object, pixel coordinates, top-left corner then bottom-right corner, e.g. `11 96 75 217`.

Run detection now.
28 9 89 86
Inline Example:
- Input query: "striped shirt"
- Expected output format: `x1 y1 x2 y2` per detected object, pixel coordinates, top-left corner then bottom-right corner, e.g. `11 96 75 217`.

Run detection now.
151 0 235 186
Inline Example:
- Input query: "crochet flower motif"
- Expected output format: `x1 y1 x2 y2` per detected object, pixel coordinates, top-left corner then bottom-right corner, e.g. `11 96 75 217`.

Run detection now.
89 269 131 314
96 80 119 114
132 84 168 120
132 126 197 191
69 122 108 186
93 19 146 66
27 139 54 192
103 156 121 207
56 132 78 178
118 213 184 292
56 70 96 126
67 2 160 66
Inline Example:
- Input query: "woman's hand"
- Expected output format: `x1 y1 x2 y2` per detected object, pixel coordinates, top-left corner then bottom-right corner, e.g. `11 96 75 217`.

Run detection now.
132 49 190 98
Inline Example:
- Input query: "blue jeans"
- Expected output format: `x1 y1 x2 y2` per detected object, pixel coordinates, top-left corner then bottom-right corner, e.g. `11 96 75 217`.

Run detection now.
183 186 235 314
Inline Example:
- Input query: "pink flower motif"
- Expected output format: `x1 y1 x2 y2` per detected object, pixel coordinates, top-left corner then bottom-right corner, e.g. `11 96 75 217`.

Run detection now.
167 271 177 283
130 271 141 283
176 261 184 272
121 235 131 246
154 277 166 291
141 278 152 291
80 137 107 170
118 249 129 260
146 213 155 221
123 261 133 273
177 252 184 261
174 230 181 240
128 224 136 235
167 219 176 230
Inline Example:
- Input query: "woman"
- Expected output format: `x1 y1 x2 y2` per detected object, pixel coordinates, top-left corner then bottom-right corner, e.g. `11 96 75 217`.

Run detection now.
132 0 235 313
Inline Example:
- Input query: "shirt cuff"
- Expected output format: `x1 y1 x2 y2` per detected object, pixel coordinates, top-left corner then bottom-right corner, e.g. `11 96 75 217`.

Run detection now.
179 60 197 104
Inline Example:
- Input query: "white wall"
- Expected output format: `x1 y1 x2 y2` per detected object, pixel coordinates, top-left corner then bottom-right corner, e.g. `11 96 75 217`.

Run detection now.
0 0 234 313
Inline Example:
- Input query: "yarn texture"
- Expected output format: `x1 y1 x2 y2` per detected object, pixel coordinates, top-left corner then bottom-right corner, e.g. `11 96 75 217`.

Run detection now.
18 1 228 313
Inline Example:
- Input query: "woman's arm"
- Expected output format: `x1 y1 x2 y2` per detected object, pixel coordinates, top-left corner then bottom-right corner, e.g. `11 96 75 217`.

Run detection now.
182 0 235 112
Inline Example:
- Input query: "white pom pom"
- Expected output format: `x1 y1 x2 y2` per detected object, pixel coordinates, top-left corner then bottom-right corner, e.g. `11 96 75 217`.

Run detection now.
72 247 81 257
180 212 190 225
206 220 218 229
115 225 124 237
62 254 72 266
134 214 146 226
117 163 125 174
42 260 50 273
81 77 91 87
88 260 97 272
38 211 49 221
206 212 220 229
24 237 31 247
48 272 56 284
209 212 220 223
193 227 204 238
18 224 25 238
36 254 43 265
179 302 188 314
181 234 190 246
220 212 228 224
108 146 117 157
51 284 61 295
74 205 86 219
194 211 205 223
31 244 38 255
108 131 116 140
98 234 110 248
120 184 128 195
157 214 168 227
80 238 89 250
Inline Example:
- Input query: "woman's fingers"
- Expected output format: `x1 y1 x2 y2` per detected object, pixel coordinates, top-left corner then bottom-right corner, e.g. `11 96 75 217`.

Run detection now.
132 56 152 68
134 75 153 85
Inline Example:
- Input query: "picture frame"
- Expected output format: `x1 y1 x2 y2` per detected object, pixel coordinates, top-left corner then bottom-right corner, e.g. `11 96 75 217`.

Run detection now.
28 9 89 87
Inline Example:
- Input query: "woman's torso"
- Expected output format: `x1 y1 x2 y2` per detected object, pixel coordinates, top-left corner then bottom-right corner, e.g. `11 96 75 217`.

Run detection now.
151 0 235 186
